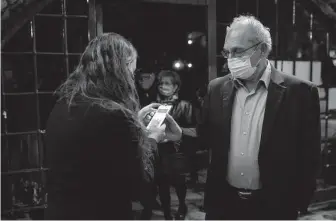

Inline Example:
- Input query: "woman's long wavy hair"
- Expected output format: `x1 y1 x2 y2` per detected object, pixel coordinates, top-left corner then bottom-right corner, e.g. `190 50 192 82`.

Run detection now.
56 33 146 146
57 33 139 112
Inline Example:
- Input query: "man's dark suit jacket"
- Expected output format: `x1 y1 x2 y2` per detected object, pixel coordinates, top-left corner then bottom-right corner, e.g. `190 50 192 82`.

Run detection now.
198 64 321 216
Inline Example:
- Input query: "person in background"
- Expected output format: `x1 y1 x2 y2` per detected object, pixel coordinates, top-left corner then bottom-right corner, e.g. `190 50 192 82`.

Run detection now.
44 33 182 220
155 70 197 220
199 15 321 220
135 62 162 219
135 62 157 108
185 86 207 187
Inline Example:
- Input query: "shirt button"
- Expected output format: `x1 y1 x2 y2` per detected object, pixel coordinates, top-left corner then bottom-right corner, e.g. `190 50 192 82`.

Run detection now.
243 132 247 135
241 152 244 156
245 111 249 115
240 172 244 176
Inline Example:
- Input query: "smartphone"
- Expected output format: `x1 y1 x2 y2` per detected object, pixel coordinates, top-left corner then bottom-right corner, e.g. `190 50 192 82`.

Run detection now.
146 105 173 129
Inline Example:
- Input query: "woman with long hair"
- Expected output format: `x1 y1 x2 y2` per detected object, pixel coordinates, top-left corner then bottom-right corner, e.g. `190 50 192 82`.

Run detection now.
44 33 182 220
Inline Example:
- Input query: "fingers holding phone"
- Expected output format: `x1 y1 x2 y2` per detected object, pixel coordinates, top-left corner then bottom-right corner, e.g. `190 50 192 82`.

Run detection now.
146 105 172 129
144 104 181 143
147 123 166 143
138 103 161 123
143 111 155 127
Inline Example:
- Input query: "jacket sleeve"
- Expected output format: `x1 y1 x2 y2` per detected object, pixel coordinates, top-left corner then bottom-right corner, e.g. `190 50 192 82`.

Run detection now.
141 138 159 183
178 100 197 128
296 85 321 212
120 114 158 202
175 100 197 152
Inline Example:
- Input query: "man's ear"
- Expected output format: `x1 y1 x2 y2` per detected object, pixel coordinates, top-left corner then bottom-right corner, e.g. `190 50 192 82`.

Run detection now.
173 84 179 93
260 43 268 56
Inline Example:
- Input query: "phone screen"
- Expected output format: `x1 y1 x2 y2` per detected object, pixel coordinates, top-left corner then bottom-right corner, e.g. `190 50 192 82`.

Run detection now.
157 108 170 114
146 105 172 129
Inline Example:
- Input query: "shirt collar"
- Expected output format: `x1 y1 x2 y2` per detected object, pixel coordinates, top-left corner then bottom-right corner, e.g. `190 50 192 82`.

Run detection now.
259 60 271 89
233 60 272 90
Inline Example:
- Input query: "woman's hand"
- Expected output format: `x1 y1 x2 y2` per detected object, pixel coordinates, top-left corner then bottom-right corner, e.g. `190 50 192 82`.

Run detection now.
139 104 182 143
146 114 182 143
138 103 160 125
145 113 182 143
163 114 182 142
147 123 166 143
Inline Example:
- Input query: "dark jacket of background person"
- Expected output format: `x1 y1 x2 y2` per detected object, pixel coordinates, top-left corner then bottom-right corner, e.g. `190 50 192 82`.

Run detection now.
156 96 196 162
198 66 321 218
137 84 157 108
44 99 157 220
155 95 196 220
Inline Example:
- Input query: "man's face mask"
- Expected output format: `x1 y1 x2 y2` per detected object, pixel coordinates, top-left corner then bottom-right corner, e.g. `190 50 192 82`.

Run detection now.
226 43 262 80
158 77 177 97
138 73 155 90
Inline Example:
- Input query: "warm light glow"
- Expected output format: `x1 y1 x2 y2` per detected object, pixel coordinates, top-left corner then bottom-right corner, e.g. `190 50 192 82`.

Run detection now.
173 60 184 70
188 40 193 45
30 21 33 38
187 63 192 68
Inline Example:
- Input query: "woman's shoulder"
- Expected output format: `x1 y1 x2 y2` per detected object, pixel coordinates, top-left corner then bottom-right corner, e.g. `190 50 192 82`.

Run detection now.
87 102 133 122
58 99 131 123
51 99 136 131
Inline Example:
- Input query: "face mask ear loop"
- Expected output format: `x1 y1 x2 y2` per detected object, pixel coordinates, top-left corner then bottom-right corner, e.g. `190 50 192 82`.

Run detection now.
250 46 263 68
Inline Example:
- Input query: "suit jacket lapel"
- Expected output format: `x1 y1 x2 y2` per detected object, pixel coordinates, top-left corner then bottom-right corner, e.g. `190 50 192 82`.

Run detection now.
220 75 236 124
220 75 237 158
259 66 286 151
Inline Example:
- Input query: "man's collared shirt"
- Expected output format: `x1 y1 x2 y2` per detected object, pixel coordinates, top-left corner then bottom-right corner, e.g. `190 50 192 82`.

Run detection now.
227 60 271 190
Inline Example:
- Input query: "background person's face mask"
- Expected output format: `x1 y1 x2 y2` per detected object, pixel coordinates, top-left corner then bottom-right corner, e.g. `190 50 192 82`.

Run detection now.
228 51 261 80
158 77 177 97
159 84 176 97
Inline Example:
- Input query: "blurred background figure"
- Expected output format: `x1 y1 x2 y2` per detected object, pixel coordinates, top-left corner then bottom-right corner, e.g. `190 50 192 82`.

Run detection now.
155 70 197 220
136 60 158 108
185 85 208 188
138 62 162 220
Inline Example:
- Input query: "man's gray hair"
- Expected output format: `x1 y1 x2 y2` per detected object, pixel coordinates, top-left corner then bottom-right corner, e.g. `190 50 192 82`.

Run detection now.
228 15 272 54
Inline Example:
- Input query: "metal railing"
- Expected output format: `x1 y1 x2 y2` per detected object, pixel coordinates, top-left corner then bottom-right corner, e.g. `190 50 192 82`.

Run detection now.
1 0 89 218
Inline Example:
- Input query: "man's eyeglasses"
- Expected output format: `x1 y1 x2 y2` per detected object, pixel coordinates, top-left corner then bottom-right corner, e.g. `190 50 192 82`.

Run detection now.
221 42 262 59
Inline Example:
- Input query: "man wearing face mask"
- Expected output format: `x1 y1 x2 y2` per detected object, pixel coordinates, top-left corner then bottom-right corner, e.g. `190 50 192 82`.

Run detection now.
198 15 321 220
